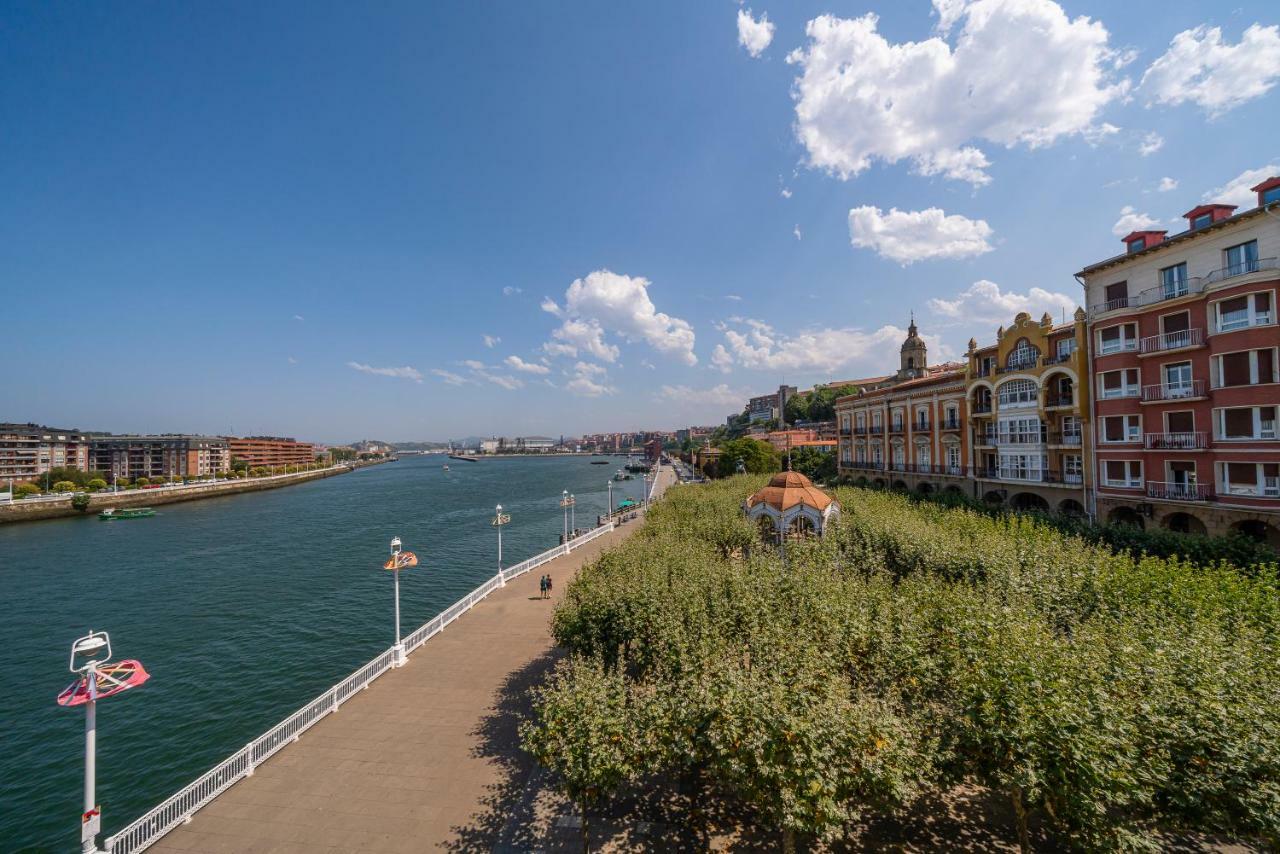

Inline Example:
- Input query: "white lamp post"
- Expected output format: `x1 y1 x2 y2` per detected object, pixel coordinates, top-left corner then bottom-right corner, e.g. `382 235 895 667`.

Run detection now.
57 630 149 854
382 537 418 667
569 494 576 534
607 481 613 520
492 504 511 586
560 490 573 544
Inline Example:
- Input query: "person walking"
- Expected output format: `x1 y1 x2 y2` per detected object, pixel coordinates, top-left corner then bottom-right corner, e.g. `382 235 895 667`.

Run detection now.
539 574 547 599
546 573 553 598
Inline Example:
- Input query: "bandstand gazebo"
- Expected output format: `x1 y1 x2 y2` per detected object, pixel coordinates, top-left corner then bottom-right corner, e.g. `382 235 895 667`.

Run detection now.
744 470 840 547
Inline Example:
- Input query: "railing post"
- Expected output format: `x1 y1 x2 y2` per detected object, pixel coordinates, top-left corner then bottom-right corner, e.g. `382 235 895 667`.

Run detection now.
245 743 255 777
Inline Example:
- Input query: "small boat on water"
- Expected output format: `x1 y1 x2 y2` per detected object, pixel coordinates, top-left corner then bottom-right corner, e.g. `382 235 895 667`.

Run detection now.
98 507 156 520
613 470 633 481
442 465 450 471
590 460 609 465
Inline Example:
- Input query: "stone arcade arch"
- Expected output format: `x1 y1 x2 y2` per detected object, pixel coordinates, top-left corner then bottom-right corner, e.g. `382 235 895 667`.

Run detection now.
1058 498 1086 517
1108 506 1145 529
1162 511 1207 535
1232 519 1280 549
1010 492 1050 512
983 490 1005 505
916 481 934 495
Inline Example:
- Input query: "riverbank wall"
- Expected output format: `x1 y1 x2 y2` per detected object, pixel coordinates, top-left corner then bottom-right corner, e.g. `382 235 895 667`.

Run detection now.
0 458 391 525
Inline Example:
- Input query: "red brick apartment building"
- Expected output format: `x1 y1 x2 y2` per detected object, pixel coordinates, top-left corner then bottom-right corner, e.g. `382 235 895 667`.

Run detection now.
226 436 317 468
1078 176 1280 545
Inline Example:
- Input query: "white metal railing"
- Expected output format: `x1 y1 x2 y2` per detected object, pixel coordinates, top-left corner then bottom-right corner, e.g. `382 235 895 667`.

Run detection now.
1139 327 1202 354
99 465 668 854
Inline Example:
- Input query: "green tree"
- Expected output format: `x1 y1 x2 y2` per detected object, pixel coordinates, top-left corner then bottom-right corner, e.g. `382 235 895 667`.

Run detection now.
135 476 150 487
14 483 39 498
52 480 76 492
715 438 780 478
788 447 836 483
784 393 810 425
86 478 108 491
71 493 91 512
804 385 859 422
230 457 249 472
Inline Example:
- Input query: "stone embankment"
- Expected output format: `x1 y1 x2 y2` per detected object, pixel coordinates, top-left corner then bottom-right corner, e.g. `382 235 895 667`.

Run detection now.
0 458 391 525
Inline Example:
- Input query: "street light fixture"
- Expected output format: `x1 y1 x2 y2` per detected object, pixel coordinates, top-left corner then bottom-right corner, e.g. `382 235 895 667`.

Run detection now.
382 537 419 667
559 490 575 544
570 494 576 534
57 630 150 854
492 504 511 586
606 480 613 520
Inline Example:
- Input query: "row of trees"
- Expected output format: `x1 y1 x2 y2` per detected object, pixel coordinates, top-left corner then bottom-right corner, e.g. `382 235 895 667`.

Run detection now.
522 477 1279 851
9 461 332 498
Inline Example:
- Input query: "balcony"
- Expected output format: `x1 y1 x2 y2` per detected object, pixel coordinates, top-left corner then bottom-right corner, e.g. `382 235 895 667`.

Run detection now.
1144 432 1208 450
1044 394 1074 409
889 424 905 435
995 432 1047 446
913 420 932 432
869 426 885 435
1139 327 1203 354
940 418 962 431
971 402 992 415
1201 256 1278 286
839 427 853 437
844 461 885 472
897 463 968 476
976 468 1079 485
1097 339 1139 356
1042 353 1074 367
1147 481 1214 502
1100 386 1141 400
1141 379 1205 403
853 427 868 435
997 357 1040 374
1049 431 1082 446
974 430 996 446
1089 295 1130 315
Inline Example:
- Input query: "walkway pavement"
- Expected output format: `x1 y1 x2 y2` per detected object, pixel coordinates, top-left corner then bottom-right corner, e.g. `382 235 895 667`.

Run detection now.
150 466 675 853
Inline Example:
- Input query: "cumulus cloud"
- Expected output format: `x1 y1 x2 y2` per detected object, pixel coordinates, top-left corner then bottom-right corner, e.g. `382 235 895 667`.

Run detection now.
347 362 423 383
715 318 912 374
788 1 1128 186
658 384 750 408
1141 24 1280 115
1202 164 1280 209
504 355 551 375
544 270 696 366
737 8 776 58
482 334 500 348
1111 205 1162 237
565 361 615 397
1157 177 1178 192
849 205 994 265
449 360 525 390
927 280 1078 326
1137 131 1164 156
780 187 793 199
711 344 735 374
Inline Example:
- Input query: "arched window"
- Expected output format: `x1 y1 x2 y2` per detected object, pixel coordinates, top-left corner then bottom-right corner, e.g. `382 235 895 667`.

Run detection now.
998 378 1038 408
1007 338 1039 369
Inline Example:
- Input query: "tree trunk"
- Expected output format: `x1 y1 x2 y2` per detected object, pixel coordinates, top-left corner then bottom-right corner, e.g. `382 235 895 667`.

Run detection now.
782 827 797 854
1009 785 1030 854
580 800 591 854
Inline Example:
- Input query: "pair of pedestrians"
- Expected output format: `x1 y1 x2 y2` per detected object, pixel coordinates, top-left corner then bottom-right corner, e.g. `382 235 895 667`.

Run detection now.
538 573 554 600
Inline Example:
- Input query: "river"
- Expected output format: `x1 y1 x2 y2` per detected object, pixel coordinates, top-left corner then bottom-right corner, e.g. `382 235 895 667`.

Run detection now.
0 454 648 851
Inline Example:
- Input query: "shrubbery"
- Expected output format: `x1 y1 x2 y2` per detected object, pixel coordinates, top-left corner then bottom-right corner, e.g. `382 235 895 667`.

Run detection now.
523 477 1280 851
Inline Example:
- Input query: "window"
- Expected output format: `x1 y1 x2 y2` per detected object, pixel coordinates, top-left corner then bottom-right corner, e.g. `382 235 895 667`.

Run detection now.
871 444 882 464
891 444 905 466
1127 238 1145 253
1192 213 1212 230
1222 462 1280 497
1105 281 1128 307
1160 263 1189 299
916 444 931 467
1101 415 1141 443
1214 349 1277 387
1098 323 1137 354
998 378 1038 408
1166 411 1195 434
855 443 865 463
1064 455 1083 481
999 453 1046 481
1099 368 1140 399
1218 406 1279 440
946 444 962 473
945 405 958 427
872 412 882 428
841 444 852 464
891 410 904 430
856 413 865 429
1007 338 1039 369
1225 240 1259 277
998 416 1044 444
1215 291 1273 332
1162 362 1194 395
1061 415 1082 439
1055 338 1076 359
1265 186 1280 205
916 408 929 428
1103 460 1142 488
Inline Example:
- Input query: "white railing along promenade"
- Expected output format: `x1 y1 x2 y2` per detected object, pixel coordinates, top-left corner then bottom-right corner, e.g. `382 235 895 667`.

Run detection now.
101 475 656 854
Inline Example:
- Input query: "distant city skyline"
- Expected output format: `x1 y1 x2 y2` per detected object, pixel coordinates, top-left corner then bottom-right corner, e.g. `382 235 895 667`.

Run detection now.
4 2 1279 440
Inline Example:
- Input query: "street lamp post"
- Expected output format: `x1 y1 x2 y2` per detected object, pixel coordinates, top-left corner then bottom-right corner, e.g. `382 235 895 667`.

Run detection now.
56 630 150 854
559 490 574 544
382 537 419 667
570 494 575 534
492 504 510 586
606 481 613 520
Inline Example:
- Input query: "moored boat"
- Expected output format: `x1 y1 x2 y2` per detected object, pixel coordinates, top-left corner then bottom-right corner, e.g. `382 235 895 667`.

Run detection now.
98 507 157 520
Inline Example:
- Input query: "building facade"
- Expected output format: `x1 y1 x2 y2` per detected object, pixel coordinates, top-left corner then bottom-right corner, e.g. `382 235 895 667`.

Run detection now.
836 320 971 494
966 310 1092 514
1077 177 1280 544
89 435 230 480
0 423 92 481
226 436 316 468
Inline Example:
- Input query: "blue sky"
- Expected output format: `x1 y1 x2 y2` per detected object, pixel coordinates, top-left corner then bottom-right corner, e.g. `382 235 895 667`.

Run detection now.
3 1 1278 442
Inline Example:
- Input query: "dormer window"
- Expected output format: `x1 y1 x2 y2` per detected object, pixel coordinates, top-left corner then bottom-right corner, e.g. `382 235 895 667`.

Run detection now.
1192 213 1212 230
1127 238 1145 253
1265 186 1280 205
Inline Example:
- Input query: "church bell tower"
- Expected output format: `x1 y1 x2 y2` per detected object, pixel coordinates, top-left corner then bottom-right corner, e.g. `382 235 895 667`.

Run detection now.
898 313 927 380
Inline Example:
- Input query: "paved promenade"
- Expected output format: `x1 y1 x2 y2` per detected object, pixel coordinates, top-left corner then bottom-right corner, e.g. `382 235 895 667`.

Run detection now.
151 467 674 853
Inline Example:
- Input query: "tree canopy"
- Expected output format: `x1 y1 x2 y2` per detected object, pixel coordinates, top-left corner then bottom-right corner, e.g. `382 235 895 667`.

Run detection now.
714 438 780 478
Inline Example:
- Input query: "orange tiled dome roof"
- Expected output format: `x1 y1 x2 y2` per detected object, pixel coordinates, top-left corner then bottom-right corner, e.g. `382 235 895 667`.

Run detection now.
745 470 833 513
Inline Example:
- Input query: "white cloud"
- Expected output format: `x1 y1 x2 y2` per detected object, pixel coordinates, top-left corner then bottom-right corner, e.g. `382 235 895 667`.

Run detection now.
482 334 500 348
502 286 522 296
484 373 523 391
462 359 486 371
504 355 551 375
542 341 577 358
849 205 994 265
565 361 615 397
788 1 1128 186
287 356 298 365
1157 176 1178 192
1138 131 1164 156
780 187 793 199
927 280 1077 326
347 362 423 383
1140 24 1280 116
737 8 776 58
292 314 304 322
725 294 742 301
1202 164 1279 209
793 224 802 241
545 270 697 366
540 297 562 317
432 369 471 386
716 318 910 374
1111 205 1162 237
711 344 735 374
658 384 750 408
